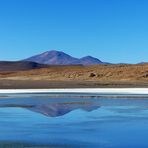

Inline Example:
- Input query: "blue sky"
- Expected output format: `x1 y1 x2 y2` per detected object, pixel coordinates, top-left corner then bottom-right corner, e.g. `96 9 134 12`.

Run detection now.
0 0 148 63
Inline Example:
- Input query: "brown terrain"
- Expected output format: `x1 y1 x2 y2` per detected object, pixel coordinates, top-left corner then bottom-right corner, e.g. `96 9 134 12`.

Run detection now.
0 63 148 88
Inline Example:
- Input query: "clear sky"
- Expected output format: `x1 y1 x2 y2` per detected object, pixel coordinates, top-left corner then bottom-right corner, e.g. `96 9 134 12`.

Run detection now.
0 0 148 63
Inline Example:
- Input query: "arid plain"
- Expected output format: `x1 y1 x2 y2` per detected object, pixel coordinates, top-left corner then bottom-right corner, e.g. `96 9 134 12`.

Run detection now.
0 63 148 89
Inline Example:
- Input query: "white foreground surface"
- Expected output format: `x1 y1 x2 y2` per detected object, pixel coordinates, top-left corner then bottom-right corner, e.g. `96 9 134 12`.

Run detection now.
0 88 148 94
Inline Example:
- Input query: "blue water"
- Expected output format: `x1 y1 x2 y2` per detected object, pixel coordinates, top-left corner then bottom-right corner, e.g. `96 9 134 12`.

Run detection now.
0 94 148 147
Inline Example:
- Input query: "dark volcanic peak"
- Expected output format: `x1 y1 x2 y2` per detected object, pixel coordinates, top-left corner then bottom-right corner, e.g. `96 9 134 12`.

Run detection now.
24 50 104 65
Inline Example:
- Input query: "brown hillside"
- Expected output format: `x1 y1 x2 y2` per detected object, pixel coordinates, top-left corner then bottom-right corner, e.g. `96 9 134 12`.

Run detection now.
0 64 148 83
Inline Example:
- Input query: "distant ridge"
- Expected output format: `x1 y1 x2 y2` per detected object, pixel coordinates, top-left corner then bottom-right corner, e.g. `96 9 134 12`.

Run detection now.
0 61 48 71
24 50 104 65
80 56 103 65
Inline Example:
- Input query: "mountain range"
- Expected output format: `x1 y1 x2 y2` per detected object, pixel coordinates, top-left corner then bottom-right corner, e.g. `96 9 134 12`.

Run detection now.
24 50 104 65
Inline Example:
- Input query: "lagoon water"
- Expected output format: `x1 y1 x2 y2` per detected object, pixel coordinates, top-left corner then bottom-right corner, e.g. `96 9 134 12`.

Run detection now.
0 93 148 147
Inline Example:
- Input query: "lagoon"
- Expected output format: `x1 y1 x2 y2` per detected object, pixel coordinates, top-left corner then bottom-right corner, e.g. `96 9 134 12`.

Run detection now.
0 93 148 147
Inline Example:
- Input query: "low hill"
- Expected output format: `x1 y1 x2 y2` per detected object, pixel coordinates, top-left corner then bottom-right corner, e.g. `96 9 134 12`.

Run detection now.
0 61 48 71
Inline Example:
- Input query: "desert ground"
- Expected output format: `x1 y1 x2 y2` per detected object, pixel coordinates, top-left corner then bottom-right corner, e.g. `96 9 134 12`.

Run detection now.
0 64 148 88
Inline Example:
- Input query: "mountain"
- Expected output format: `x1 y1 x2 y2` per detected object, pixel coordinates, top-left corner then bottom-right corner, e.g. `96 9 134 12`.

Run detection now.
0 61 48 71
24 50 80 65
24 50 104 65
80 56 103 65
138 62 148 64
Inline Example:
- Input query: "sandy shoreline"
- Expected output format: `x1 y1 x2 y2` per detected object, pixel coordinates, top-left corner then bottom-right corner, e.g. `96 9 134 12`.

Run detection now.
0 88 148 95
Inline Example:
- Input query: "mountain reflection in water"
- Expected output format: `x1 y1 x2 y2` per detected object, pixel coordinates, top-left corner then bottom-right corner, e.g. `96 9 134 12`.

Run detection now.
0 100 100 117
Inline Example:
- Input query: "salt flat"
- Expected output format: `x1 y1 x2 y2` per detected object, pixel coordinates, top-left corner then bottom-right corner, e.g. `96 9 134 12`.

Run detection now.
0 88 148 94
